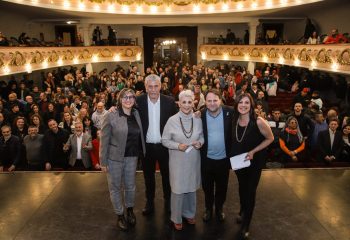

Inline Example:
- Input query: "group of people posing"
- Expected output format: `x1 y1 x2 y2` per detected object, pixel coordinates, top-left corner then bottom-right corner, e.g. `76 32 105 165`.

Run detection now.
100 74 274 239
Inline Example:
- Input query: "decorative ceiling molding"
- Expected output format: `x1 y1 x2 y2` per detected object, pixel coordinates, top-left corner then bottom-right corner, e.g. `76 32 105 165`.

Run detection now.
0 46 142 76
199 44 350 75
4 0 323 15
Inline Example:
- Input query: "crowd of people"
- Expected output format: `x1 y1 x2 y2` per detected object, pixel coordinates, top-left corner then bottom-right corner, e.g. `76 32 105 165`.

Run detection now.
0 60 350 238
0 61 349 173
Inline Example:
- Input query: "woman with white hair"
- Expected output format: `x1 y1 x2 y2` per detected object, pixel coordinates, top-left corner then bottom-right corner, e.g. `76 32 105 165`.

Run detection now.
162 90 204 231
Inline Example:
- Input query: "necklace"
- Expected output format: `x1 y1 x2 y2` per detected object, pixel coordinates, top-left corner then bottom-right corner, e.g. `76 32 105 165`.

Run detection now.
180 117 193 139
235 119 248 143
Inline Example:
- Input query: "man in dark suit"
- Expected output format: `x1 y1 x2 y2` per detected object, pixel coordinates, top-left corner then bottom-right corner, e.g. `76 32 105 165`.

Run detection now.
136 74 177 215
317 118 343 163
200 89 234 222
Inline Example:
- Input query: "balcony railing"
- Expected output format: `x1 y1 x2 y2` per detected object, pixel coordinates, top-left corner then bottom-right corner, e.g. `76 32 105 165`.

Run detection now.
0 46 142 76
199 44 350 75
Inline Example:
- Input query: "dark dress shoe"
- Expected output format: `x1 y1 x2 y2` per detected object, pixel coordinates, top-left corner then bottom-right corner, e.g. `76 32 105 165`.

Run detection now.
117 214 128 231
239 226 250 239
126 207 136 227
216 210 225 222
202 209 212 222
142 202 154 216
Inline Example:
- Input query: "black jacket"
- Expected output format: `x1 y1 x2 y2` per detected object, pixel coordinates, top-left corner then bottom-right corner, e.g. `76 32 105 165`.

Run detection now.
317 129 343 161
200 105 234 160
0 135 21 167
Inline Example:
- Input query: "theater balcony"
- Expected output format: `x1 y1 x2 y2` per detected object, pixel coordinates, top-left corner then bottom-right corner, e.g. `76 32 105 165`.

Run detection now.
0 46 142 76
199 44 350 75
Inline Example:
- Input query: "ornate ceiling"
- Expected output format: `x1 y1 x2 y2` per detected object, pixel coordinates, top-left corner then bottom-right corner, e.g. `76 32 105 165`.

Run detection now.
4 0 323 15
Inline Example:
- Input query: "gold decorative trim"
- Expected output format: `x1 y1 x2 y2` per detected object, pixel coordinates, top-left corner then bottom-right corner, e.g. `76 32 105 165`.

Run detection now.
316 48 332 64
10 51 26 66
229 47 243 57
267 48 278 59
249 48 262 58
298 48 311 62
63 50 75 61
31 51 44 64
283 48 294 60
338 49 350 65
48 51 59 62
99 48 113 58
79 49 92 60
0 53 5 68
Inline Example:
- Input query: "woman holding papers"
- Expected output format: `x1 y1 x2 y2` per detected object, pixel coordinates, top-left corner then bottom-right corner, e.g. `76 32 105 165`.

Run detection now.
162 90 204 231
231 93 273 239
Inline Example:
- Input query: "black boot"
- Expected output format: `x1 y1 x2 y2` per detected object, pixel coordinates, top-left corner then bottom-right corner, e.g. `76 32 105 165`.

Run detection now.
142 201 154 216
239 225 250 239
202 209 212 222
117 214 128 231
126 207 136 227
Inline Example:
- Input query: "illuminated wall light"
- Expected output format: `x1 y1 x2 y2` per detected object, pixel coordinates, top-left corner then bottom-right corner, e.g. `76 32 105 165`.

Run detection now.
42 60 48 68
294 59 300 66
122 5 129 13
150 6 158 13
332 63 339 70
280 0 288 5
279 57 285 64
251 1 258 8
263 56 268 62
94 4 100 11
208 5 215 12
3 66 10 74
136 53 141 61
236 3 244 10
50 0 54 4
265 0 273 8
79 2 86 10
244 54 250 61
165 6 172 13
193 5 200 13
25 63 32 73
223 54 229 61
108 4 115 12
136 5 143 13
58 59 63 66
92 55 99 62
63 0 70 8
31 0 38 4
114 55 120 61
201 52 207 60
311 60 317 68
73 58 79 64
221 3 229 11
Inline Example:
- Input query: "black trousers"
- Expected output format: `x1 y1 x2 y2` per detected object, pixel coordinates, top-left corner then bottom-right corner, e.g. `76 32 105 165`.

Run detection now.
235 163 262 229
201 157 230 211
142 143 171 203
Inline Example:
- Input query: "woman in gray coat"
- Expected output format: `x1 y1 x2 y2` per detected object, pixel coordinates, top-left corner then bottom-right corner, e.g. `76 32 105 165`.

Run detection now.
162 90 204 231
100 88 146 231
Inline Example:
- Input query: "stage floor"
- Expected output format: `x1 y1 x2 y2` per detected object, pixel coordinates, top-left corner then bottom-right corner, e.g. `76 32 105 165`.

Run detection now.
0 169 349 240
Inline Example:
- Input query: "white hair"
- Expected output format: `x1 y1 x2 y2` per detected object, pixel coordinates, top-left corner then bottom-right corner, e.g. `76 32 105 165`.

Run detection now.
145 74 161 85
179 89 194 101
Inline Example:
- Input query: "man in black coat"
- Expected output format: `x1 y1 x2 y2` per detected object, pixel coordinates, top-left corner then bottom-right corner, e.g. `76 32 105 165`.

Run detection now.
43 119 70 170
0 125 21 172
200 89 234 222
136 74 177 215
317 118 343 163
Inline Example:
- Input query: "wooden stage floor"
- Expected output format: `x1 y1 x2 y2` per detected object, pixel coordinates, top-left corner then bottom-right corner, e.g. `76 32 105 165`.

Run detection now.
0 169 349 240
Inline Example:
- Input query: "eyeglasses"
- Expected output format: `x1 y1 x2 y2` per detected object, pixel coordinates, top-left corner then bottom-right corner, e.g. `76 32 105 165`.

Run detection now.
122 95 135 101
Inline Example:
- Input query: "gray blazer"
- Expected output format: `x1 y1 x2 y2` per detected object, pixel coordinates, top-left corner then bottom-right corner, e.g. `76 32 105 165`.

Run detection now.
66 133 93 168
100 109 146 166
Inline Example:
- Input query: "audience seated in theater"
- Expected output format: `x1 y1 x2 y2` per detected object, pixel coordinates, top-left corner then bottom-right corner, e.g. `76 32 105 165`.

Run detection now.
30 114 47 134
43 119 70 170
323 29 348 44
17 82 31 101
23 125 45 171
317 118 343 163
0 31 9 46
0 125 21 172
0 112 8 128
91 102 107 130
341 124 350 161
279 116 306 162
59 112 75 134
289 102 314 141
31 86 41 103
82 116 97 140
307 31 321 44
310 111 328 151
90 129 101 170
310 91 323 111
8 103 24 126
267 109 285 162
43 102 58 124
63 121 92 170
293 88 310 107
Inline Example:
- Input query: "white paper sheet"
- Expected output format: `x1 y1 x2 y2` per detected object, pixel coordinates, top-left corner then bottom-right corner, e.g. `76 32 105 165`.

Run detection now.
230 152 251 170
185 146 194 153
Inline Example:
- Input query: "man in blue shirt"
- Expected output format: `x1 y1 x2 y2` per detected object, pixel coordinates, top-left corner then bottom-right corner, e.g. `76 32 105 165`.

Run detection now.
200 89 234 222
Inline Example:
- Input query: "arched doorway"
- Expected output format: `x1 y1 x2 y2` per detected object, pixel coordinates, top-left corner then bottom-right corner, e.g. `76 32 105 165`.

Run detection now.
143 26 198 70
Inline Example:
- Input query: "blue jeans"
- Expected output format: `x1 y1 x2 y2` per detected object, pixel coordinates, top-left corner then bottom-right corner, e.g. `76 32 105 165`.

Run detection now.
107 157 138 215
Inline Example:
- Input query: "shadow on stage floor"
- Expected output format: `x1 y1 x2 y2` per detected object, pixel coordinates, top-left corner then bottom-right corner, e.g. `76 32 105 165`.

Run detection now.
0 169 349 240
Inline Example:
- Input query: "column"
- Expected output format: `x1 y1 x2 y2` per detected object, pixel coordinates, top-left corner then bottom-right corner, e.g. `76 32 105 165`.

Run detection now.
247 20 259 73
86 63 93 73
80 23 92 46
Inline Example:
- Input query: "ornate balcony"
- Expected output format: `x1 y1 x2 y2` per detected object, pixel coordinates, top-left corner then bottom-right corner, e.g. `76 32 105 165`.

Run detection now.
199 44 350 75
0 46 142 76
